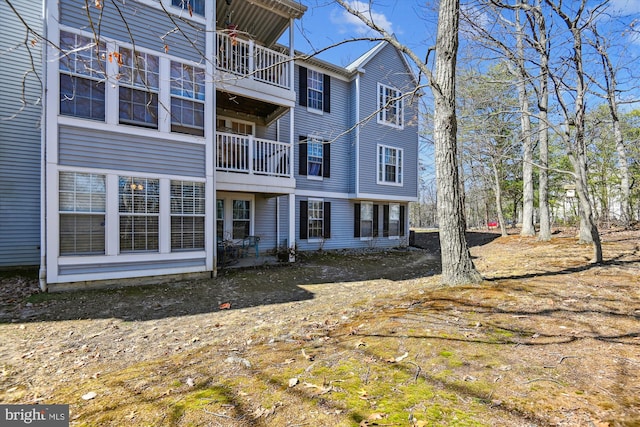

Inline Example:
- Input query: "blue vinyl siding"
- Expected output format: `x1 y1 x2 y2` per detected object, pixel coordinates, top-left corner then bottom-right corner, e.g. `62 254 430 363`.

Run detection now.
0 1 43 267
59 0 205 63
294 66 351 194
357 44 418 199
59 126 206 177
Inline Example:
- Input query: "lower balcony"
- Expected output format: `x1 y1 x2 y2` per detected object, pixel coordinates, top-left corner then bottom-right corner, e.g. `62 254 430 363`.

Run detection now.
216 131 295 194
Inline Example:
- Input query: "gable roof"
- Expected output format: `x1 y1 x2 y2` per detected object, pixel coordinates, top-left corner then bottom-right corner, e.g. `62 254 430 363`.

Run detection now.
346 40 419 86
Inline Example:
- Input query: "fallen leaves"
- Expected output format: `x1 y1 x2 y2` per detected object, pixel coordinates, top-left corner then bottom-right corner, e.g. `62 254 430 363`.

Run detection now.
219 302 231 310
81 391 97 400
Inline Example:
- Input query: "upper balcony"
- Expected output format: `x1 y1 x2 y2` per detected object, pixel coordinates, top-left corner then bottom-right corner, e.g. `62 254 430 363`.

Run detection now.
216 131 295 194
214 0 306 125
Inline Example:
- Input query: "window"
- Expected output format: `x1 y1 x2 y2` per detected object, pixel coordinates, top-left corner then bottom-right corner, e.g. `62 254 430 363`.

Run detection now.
307 199 324 239
299 135 330 178
307 69 323 111
216 199 224 241
300 200 331 240
299 66 330 113
59 31 106 121
232 200 250 239
118 48 159 128
354 202 378 239
119 177 159 252
59 172 106 255
170 181 205 251
170 61 205 136
377 83 403 128
387 203 400 238
378 145 403 185
307 137 323 177
171 0 204 16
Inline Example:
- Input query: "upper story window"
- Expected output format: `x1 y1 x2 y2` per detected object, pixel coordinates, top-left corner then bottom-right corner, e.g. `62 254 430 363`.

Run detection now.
59 31 106 121
377 145 403 186
299 135 330 179
170 61 205 136
377 83 404 129
307 70 323 111
171 0 204 17
118 47 159 128
299 66 331 113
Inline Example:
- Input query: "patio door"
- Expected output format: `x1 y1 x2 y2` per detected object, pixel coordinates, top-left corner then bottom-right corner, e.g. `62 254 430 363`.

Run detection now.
216 193 254 241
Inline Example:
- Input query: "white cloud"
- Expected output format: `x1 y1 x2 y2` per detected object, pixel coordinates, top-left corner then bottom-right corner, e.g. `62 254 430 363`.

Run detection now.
608 0 640 16
330 1 394 36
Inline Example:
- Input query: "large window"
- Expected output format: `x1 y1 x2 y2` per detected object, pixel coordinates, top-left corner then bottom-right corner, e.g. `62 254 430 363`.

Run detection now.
170 181 205 251
119 177 159 252
59 31 106 121
377 83 403 129
170 61 205 136
118 48 159 128
232 200 251 239
59 172 106 255
171 0 204 16
377 145 403 185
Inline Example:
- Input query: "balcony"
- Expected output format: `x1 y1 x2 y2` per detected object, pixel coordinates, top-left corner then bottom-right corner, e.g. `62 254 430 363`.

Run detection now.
216 131 294 193
216 32 292 91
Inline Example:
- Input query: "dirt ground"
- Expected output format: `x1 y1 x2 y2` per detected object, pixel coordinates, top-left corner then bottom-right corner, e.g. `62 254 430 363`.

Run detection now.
1 229 639 426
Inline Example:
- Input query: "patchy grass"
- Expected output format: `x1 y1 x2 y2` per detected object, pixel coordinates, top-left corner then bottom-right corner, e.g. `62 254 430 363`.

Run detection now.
1 229 639 426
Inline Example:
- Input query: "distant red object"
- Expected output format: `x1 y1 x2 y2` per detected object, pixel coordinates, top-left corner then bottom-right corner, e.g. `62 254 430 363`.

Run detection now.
487 221 499 228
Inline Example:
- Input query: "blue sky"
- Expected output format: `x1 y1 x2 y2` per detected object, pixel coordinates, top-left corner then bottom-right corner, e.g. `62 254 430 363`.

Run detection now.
290 0 640 70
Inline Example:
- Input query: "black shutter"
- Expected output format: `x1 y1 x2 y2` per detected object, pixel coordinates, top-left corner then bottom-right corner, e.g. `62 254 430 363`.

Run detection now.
383 204 390 237
323 73 331 113
373 204 379 237
322 142 330 178
299 66 307 107
400 205 406 236
299 135 307 176
300 200 308 240
354 203 361 238
323 202 331 238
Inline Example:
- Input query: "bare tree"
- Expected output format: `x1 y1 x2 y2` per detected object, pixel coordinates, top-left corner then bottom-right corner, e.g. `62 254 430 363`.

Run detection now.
335 0 482 284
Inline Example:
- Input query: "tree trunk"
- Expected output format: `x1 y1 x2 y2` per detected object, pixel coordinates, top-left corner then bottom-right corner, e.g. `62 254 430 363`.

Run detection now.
534 1 552 241
434 0 483 285
613 119 631 227
515 5 535 237
491 160 508 237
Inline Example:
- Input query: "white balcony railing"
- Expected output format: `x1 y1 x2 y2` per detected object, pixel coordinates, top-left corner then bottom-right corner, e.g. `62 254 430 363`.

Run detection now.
216 131 291 178
216 32 291 90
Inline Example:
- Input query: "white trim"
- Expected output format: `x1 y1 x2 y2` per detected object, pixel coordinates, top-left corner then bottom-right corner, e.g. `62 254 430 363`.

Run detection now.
306 107 324 115
215 192 255 240
376 144 404 186
296 189 350 199
376 82 404 130
58 249 204 266
354 72 361 198
58 116 205 144
57 165 205 183
354 193 418 203
306 197 325 241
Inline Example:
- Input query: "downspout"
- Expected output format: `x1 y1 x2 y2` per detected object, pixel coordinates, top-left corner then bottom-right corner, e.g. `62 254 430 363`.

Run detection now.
354 70 362 198
288 17 295 261
38 0 48 292
207 0 217 277
276 119 280 247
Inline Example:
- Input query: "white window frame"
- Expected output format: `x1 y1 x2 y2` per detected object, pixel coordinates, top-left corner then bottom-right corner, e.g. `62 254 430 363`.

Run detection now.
307 136 324 180
117 46 160 129
170 180 205 251
59 172 106 255
307 69 324 114
118 176 160 253
377 83 404 129
388 203 400 239
216 193 255 241
360 201 374 240
377 144 403 186
307 198 324 242
170 61 206 136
